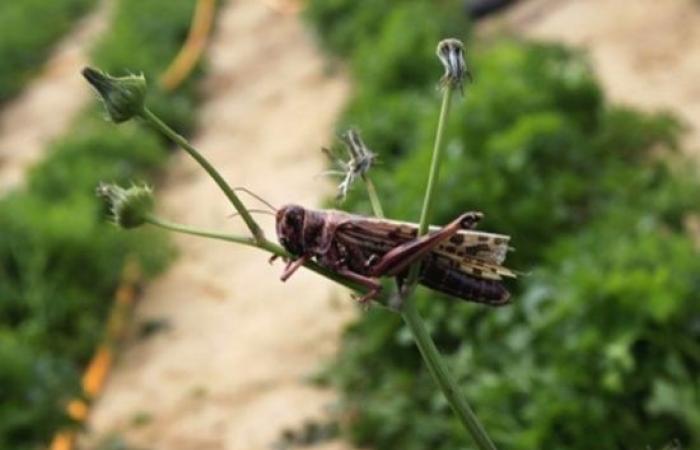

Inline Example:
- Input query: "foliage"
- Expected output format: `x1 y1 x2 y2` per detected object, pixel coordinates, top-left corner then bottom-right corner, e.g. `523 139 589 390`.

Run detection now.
306 1 700 449
0 1 199 449
0 0 97 102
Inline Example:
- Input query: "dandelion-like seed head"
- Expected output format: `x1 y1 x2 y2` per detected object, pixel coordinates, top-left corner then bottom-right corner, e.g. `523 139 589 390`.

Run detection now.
436 38 471 90
323 128 377 200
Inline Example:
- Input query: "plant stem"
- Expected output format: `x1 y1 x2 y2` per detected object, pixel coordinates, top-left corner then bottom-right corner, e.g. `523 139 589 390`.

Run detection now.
145 215 258 248
144 214 371 296
399 85 497 450
406 87 453 287
140 107 265 242
362 174 384 218
402 298 496 450
418 87 452 235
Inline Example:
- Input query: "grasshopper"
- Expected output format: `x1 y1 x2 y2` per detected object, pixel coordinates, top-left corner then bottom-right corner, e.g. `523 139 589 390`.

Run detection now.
274 205 515 306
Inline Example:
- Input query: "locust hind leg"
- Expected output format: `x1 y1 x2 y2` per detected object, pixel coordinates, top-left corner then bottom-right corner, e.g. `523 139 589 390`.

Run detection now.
368 211 483 277
334 268 383 305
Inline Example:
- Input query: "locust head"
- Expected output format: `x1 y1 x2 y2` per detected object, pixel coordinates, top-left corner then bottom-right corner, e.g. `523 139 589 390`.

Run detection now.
276 204 306 257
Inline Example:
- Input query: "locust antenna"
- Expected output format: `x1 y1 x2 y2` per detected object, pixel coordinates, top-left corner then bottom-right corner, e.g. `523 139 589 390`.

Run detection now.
233 187 277 212
229 209 276 219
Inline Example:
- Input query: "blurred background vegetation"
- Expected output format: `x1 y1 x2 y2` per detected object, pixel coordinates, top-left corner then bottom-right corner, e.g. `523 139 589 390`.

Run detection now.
0 0 97 102
306 1 700 449
0 2 196 448
0 0 698 449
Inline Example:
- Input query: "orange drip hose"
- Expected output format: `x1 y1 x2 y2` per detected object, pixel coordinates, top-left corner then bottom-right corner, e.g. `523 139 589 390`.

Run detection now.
48 261 140 450
159 0 217 92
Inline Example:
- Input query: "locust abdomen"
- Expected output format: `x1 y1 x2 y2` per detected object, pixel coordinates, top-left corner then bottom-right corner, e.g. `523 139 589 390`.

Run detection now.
419 257 510 306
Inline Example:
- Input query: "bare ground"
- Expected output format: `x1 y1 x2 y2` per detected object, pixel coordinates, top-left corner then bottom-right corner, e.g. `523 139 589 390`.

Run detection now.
82 1 355 449
0 0 112 194
481 0 700 153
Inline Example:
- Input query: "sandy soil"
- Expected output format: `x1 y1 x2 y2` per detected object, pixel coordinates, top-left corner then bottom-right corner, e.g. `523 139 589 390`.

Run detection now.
0 0 112 194
481 0 700 153
82 1 355 449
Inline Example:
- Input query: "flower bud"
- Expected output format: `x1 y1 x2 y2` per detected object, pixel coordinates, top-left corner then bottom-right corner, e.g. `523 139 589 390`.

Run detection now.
96 182 154 228
82 67 147 123
436 38 471 90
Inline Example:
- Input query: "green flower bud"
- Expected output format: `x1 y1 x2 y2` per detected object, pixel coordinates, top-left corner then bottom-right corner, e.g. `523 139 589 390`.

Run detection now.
82 67 147 123
436 38 471 90
96 182 154 228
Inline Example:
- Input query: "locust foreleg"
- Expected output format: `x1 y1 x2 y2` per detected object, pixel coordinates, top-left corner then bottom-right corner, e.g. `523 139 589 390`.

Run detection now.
280 255 309 281
368 211 483 277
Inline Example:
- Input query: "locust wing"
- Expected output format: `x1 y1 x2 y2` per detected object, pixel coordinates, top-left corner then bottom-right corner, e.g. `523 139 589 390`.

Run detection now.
337 215 515 280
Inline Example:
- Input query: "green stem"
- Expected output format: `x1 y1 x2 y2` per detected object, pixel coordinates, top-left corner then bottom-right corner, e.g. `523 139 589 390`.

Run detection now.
362 174 385 218
145 215 258 248
140 107 264 242
402 298 496 450
144 214 371 296
405 87 453 286
399 85 497 450
418 87 452 235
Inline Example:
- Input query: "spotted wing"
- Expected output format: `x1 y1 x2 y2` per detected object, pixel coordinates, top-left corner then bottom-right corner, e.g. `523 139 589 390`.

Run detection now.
337 215 514 280
335 216 418 256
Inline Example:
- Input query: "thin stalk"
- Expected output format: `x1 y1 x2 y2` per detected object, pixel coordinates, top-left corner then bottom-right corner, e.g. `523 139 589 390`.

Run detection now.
418 87 453 235
399 85 498 450
402 297 496 450
140 107 265 242
145 215 257 248
144 214 370 296
362 174 384 218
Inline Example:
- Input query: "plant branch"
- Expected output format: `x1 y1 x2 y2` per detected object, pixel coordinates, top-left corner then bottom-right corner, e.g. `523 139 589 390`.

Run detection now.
362 174 385 218
140 107 265 242
145 215 257 247
402 295 496 450
418 87 453 235
397 82 497 450
144 214 372 297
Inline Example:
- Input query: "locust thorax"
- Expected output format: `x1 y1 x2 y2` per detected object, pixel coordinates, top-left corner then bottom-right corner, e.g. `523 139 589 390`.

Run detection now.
276 204 306 257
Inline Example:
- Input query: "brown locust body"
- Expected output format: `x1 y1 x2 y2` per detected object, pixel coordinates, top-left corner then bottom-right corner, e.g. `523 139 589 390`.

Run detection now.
275 205 515 306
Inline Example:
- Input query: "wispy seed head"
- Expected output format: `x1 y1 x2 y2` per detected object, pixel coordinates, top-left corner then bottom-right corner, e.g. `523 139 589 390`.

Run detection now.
323 128 377 200
436 38 471 90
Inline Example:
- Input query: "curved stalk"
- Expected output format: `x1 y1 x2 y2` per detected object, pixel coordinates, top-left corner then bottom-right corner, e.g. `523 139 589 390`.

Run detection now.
140 107 265 242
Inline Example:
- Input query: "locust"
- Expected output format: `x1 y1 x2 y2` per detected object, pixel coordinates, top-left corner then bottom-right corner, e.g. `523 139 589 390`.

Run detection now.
274 205 515 306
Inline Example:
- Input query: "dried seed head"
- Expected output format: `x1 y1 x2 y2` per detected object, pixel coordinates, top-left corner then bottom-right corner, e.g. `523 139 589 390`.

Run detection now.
82 67 147 123
323 128 377 200
436 38 471 90
96 182 154 228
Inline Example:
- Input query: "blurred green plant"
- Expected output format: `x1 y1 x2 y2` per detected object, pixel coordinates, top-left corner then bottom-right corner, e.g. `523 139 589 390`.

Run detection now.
306 1 700 449
0 2 201 449
0 0 97 102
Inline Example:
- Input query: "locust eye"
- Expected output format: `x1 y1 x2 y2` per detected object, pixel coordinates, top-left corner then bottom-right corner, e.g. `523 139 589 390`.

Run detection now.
276 205 305 256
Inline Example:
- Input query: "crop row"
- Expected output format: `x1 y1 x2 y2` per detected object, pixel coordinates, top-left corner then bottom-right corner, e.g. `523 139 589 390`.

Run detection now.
0 0 97 102
0 2 203 448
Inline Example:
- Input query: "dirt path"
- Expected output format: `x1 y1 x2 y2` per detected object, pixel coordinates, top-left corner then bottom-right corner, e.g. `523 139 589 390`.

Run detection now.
481 0 700 153
0 0 112 194
83 1 354 449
